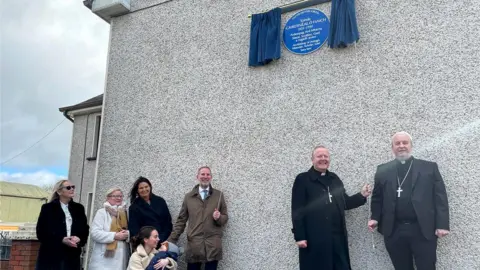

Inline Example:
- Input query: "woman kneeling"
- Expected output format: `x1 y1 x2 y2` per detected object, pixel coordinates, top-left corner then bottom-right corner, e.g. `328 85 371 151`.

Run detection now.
127 226 177 270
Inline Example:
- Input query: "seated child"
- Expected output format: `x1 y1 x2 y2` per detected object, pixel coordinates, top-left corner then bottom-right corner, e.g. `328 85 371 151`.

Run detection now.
145 241 182 270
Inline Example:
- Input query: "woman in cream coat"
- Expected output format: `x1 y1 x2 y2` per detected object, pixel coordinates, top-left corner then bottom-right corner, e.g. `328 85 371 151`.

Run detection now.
89 188 130 270
128 226 177 270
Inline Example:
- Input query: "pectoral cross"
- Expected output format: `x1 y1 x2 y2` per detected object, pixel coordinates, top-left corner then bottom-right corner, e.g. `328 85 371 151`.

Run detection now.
327 187 333 203
397 187 403 198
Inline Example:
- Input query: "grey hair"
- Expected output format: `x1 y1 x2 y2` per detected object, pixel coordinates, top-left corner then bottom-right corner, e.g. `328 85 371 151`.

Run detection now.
391 131 413 146
197 166 212 175
106 188 122 198
311 145 329 158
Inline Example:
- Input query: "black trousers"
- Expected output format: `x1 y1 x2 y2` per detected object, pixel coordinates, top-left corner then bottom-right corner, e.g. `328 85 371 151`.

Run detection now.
384 222 437 270
187 260 218 270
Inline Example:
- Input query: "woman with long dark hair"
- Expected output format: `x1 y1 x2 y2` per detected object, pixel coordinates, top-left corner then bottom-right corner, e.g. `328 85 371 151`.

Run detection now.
128 176 173 246
35 179 89 270
127 226 177 270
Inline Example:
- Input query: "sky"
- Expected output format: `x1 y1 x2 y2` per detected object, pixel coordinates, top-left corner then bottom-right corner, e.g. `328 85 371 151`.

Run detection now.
0 0 109 187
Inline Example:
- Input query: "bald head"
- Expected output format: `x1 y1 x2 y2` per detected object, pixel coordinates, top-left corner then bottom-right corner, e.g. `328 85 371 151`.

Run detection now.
391 131 413 160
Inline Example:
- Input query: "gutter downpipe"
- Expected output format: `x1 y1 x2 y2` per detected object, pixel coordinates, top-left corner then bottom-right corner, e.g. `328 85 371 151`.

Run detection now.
84 18 113 270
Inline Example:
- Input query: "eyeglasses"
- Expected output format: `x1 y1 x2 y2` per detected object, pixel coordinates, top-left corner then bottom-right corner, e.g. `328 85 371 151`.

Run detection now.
62 185 75 190
108 195 123 198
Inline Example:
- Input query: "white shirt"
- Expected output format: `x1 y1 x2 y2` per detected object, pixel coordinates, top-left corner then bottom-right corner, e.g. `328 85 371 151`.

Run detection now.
60 202 72 237
199 186 210 200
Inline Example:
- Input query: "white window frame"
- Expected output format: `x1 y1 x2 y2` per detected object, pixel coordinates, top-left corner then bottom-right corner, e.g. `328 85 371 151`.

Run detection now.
90 114 102 159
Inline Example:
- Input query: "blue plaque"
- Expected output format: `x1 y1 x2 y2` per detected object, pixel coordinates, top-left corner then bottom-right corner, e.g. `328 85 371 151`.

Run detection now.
283 9 330 55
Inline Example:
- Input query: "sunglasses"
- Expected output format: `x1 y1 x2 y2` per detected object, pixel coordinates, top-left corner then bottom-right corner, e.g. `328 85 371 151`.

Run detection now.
62 185 75 190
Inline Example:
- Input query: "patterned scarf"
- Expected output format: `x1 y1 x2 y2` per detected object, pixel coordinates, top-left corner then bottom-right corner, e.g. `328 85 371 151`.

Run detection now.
104 201 128 257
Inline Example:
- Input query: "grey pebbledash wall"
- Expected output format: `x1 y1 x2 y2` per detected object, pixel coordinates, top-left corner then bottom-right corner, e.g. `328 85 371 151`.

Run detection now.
92 0 480 269
68 113 98 206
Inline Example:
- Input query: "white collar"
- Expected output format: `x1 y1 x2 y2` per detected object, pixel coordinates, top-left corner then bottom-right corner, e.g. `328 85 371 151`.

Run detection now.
199 186 210 193
136 244 158 257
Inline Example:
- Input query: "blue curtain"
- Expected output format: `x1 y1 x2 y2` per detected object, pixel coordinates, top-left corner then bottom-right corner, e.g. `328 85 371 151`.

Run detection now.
328 0 359 48
248 8 282 67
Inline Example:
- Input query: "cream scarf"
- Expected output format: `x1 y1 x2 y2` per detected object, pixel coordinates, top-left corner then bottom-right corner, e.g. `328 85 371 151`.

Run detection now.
103 201 128 257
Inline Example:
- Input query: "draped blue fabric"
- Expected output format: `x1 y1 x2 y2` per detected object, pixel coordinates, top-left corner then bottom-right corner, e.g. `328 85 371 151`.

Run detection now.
328 0 360 48
248 8 282 66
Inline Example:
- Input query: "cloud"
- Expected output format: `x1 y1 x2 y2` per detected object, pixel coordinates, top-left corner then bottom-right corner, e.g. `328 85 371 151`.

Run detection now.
0 0 109 169
0 170 66 188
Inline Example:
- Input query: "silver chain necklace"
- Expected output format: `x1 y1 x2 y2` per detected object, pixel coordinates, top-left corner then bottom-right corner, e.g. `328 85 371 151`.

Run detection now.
396 160 413 198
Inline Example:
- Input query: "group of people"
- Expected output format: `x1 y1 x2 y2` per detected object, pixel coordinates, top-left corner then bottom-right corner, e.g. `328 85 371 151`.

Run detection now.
35 166 226 270
34 130 450 270
292 131 450 270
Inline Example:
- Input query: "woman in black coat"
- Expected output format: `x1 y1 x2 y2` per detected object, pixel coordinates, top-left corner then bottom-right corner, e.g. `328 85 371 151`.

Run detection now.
35 179 89 270
128 176 173 246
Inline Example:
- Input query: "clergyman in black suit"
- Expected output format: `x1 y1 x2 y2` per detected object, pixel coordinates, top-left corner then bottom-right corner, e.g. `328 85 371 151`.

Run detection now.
368 131 450 270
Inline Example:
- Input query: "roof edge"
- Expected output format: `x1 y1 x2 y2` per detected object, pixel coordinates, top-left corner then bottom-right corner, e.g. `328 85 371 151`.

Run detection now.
58 94 104 113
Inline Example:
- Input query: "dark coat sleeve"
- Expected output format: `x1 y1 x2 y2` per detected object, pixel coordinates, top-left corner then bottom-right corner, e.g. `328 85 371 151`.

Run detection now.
36 203 64 245
157 197 173 242
168 195 188 243
336 174 366 210
370 166 383 222
128 204 142 238
291 174 307 241
74 203 90 248
433 162 449 230
343 191 366 210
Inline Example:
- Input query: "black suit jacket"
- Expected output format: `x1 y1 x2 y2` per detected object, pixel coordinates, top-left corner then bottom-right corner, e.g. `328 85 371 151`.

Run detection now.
370 157 449 240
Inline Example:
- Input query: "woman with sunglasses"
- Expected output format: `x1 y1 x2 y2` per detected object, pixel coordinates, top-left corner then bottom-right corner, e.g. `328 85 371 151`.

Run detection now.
89 188 130 270
35 179 89 270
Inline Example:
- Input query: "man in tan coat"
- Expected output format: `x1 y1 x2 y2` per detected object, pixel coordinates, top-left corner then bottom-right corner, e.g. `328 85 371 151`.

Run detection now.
168 166 228 270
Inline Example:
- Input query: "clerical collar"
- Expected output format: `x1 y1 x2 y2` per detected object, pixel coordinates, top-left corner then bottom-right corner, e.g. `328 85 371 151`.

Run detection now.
396 156 413 165
313 169 328 177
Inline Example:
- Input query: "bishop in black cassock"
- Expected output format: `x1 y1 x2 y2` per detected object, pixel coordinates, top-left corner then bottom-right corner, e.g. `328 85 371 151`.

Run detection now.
291 146 371 270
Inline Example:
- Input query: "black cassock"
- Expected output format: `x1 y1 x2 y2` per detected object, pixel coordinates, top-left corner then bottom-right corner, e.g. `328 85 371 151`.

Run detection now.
291 167 366 270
